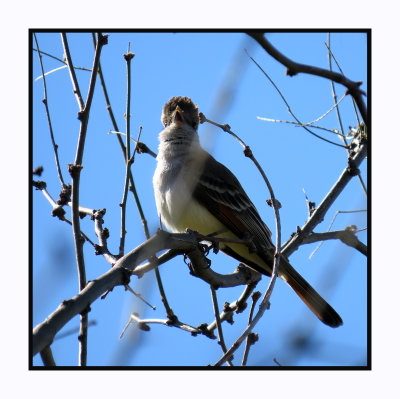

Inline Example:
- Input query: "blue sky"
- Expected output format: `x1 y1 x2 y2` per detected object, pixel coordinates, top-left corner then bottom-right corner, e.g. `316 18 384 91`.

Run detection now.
32 31 368 367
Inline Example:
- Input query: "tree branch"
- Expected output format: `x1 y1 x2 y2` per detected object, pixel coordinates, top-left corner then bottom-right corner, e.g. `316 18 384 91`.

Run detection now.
63 32 108 366
210 287 233 366
282 138 367 257
39 345 56 367
247 32 367 126
303 229 367 256
32 230 260 356
206 273 261 333
246 52 347 149
119 47 135 257
33 34 66 188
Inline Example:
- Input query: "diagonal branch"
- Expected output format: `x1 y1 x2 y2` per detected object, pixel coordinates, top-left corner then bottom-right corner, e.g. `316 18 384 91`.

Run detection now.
210 287 234 366
61 33 85 111
246 51 347 148
282 138 367 257
247 32 367 126
32 230 259 357
303 229 367 256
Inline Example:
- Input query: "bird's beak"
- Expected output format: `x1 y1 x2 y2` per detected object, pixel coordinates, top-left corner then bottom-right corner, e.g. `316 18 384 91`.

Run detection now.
174 105 184 124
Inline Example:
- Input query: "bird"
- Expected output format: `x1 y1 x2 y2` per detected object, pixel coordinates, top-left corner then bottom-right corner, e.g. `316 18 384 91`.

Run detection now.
153 96 343 328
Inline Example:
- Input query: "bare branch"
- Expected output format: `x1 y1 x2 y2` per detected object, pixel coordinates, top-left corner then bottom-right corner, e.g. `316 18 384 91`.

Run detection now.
257 117 346 137
61 33 85 111
93 35 152 240
325 35 361 128
93 208 119 264
206 272 261 333
33 34 66 188
282 138 367 257
119 46 136 257
299 92 347 127
32 180 99 247
40 345 56 367
304 228 367 256
325 34 367 197
242 291 261 366
63 32 108 366
248 32 367 125
210 287 234 366
245 51 347 149
32 229 259 356
213 296 269 367
124 285 156 310
120 312 208 338
309 208 367 258
32 47 92 74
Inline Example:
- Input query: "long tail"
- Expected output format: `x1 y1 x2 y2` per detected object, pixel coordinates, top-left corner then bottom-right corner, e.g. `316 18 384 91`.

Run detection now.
279 258 343 328
220 245 342 327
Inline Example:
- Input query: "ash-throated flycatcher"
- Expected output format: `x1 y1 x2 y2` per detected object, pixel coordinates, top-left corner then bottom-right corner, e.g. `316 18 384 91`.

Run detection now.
153 96 342 328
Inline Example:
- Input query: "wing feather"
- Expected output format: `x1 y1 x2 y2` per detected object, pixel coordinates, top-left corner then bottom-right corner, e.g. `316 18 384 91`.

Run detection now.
191 153 274 250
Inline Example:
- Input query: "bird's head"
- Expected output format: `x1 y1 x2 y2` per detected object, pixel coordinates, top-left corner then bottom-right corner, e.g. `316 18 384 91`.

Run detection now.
161 96 199 131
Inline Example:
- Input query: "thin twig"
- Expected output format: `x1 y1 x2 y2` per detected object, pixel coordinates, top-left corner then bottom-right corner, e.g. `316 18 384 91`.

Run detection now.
152 261 176 320
33 180 63 215
206 274 261 333
119 127 143 257
62 217 97 247
326 35 367 197
92 34 152 240
34 65 70 81
282 140 367 257
61 33 85 111
242 291 261 366
299 92 347 127
303 228 367 256
115 42 176 319
248 32 367 125
308 208 367 258
33 34 66 187
213 293 270 367
210 287 234 366
245 50 347 149
119 313 207 339
32 180 96 247
325 37 361 127
94 35 172 320
326 34 348 145
33 48 68 64
32 48 92 73
108 131 157 158
257 117 347 137
124 285 156 310
119 46 135 257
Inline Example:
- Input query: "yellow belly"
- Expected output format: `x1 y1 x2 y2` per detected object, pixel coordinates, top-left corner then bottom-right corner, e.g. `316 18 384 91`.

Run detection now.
159 194 269 272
